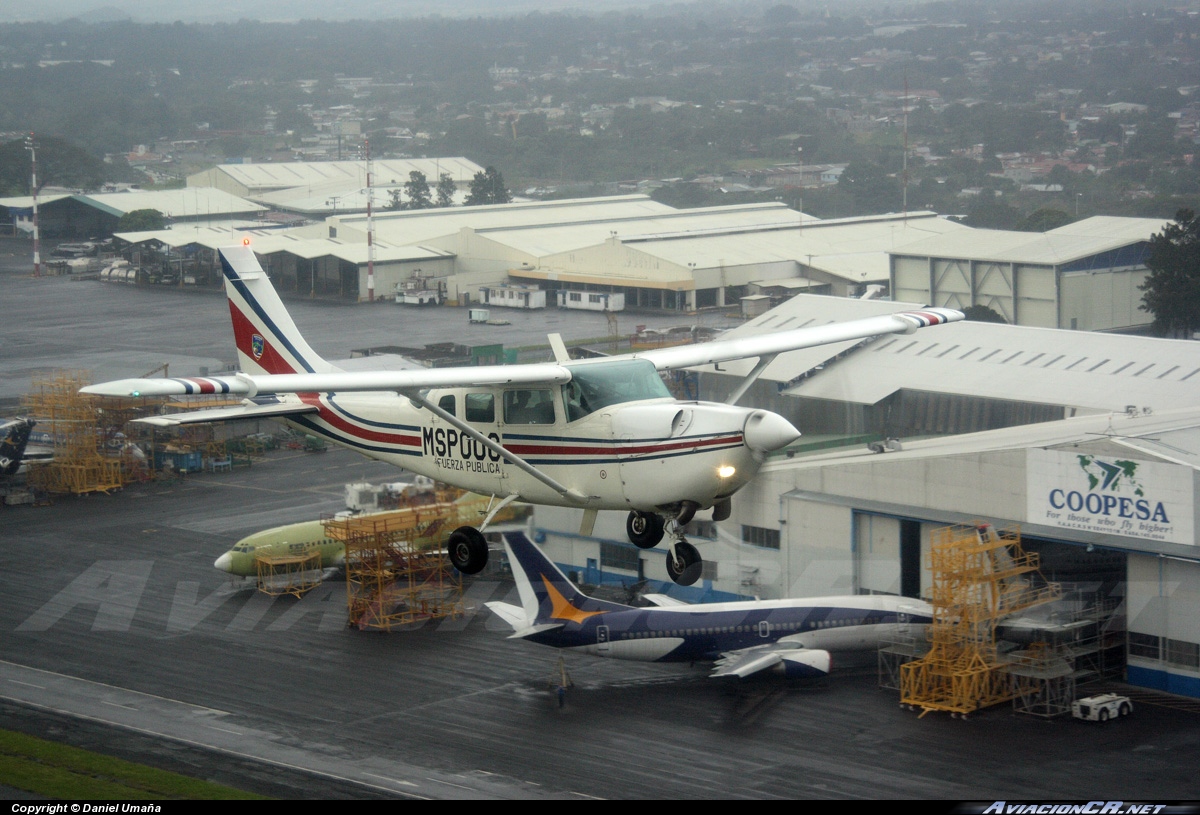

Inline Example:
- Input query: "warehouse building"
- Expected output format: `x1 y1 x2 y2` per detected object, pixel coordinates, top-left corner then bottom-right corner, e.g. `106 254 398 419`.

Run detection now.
891 216 1168 332
3 188 266 239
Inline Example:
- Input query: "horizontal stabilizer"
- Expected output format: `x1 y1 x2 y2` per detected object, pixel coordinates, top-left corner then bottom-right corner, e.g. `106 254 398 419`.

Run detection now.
484 602 564 638
640 594 690 607
484 601 528 630
134 402 319 427
507 623 565 639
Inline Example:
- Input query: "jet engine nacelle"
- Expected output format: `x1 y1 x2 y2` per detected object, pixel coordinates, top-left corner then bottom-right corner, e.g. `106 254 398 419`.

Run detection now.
775 649 832 679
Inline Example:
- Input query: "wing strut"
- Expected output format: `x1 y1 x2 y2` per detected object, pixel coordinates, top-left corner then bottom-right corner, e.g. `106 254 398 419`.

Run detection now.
402 390 589 504
724 354 777 406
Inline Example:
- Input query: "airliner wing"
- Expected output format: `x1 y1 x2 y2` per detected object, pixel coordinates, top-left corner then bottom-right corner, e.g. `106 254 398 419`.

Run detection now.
710 649 785 679
710 643 832 680
634 308 962 372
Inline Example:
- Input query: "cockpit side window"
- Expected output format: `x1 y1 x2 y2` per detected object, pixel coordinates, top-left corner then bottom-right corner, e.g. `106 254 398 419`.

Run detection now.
563 359 672 421
438 394 456 416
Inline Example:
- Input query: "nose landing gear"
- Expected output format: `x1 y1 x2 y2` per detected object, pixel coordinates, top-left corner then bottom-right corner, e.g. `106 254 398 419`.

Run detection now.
665 539 702 586
626 501 705 586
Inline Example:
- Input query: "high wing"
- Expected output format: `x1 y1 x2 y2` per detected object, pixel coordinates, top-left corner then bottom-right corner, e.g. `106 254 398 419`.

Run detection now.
81 364 572 399
710 643 832 679
632 307 961 373
81 309 960 399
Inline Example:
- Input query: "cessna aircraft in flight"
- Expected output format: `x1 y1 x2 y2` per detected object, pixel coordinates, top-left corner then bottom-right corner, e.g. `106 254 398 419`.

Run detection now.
487 531 933 679
82 243 961 585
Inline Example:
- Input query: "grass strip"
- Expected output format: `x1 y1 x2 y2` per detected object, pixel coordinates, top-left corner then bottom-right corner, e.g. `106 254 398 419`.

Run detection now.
0 729 268 800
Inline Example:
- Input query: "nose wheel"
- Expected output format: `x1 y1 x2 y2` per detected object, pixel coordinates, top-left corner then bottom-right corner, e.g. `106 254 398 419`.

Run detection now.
626 506 705 586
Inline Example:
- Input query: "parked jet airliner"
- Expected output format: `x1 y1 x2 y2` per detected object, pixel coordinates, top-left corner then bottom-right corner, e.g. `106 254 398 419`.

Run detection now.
486 532 933 679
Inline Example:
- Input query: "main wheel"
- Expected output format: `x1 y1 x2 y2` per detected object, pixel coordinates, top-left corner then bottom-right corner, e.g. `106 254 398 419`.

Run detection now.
447 526 488 574
666 540 702 586
626 511 665 549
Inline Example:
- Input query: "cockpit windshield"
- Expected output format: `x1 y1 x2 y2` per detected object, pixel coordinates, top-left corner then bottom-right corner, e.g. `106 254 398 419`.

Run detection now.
562 359 672 421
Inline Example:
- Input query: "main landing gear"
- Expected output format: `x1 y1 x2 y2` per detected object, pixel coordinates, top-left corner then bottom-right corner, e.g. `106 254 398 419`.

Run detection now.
626 502 705 587
447 526 488 574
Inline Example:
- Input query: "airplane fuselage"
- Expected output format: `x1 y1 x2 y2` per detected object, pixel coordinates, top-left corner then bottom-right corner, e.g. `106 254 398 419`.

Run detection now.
271 383 766 513
525 595 932 664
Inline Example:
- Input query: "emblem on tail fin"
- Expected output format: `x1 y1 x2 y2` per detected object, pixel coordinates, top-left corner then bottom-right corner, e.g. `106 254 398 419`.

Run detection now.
251 334 265 360
540 574 607 624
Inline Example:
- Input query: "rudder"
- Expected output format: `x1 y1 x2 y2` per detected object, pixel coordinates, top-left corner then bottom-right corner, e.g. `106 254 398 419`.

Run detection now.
219 245 337 376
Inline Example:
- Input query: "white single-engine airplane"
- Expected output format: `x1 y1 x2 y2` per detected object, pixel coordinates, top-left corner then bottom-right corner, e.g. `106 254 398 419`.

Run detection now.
82 243 962 585
487 531 934 679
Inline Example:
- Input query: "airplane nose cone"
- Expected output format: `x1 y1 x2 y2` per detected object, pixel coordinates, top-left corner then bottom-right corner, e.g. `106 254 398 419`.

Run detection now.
214 552 233 573
743 410 801 454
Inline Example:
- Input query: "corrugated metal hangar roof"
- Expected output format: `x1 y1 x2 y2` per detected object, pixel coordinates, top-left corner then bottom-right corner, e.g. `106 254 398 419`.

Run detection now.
627 211 971 281
701 294 1200 414
205 158 485 191
360 195 678 246
79 189 266 219
890 215 1169 265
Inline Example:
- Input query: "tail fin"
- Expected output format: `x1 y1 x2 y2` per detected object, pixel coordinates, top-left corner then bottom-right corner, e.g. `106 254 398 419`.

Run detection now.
0 418 35 477
219 245 338 376
500 532 631 626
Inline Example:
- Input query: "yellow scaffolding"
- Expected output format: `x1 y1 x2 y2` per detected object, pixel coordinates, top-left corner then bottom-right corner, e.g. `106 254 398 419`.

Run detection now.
255 549 324 598
21 371 126 495
900 522 1060 718
325 501 466 631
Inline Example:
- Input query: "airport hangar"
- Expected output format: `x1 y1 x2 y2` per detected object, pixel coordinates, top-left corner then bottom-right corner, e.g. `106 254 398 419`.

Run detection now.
113 186 1166 336
2 187 267 240
533 293 1200 698
116 195 975 310
891 215 1168 332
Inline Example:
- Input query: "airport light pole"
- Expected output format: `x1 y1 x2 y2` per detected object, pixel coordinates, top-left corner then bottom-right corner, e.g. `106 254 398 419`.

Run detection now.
365 138 375 302
25 133 40 277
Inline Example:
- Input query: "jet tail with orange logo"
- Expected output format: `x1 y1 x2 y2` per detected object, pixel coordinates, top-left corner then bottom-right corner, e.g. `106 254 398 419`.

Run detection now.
486 532 631 639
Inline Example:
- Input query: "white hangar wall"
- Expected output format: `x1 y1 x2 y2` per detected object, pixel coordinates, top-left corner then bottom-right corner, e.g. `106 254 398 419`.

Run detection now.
1127 553 1200 696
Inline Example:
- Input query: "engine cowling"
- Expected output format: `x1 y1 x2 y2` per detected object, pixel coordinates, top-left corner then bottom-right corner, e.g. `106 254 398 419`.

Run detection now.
775 649 832 679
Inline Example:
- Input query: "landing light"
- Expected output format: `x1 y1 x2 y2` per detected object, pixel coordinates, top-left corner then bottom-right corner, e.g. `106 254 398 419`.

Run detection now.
717 465 736 478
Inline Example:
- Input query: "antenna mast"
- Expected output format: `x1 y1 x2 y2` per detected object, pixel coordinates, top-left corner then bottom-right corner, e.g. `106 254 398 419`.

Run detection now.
366 137 375 302
903 76 909 218
25 133 40 277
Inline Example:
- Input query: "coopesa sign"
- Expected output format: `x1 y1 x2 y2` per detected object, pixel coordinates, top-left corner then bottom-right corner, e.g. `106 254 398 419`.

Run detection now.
1027 449 1193 545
